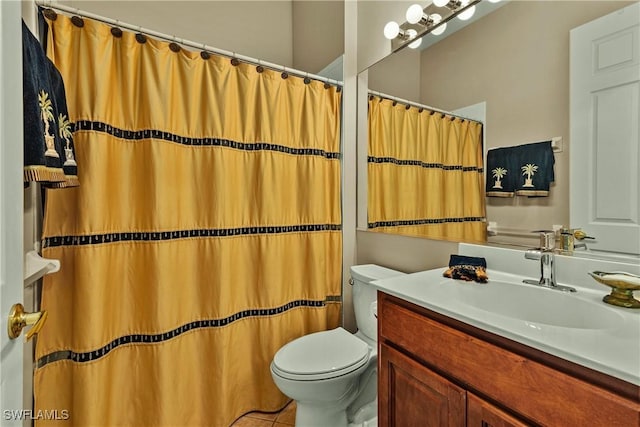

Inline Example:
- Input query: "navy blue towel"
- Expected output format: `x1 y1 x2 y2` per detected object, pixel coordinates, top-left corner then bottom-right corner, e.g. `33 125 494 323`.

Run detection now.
22 21 78 188
515 141 554 197
486 147 517 197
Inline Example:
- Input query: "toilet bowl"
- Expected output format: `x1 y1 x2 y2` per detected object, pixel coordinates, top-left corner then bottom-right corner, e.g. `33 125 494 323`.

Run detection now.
270 264 405 427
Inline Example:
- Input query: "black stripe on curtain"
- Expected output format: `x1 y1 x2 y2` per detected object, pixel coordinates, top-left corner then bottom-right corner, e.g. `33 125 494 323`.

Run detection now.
368 155 484 172
368 217 486 229
73 120 341 159
36 298 340 368
42 224 343 248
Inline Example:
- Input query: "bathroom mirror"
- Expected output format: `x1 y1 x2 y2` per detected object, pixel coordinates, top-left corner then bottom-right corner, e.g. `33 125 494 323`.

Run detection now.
358 0 638 256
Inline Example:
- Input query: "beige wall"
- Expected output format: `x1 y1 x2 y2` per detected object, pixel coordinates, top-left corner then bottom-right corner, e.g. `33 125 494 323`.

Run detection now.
292 0 344 73
356 231 457 273
368 46 421 102
419 1 633 245
59 1 295 66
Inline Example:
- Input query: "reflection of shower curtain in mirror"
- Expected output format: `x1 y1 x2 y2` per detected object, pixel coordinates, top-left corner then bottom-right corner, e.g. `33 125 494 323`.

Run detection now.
368 98 486 242
35 15 342 427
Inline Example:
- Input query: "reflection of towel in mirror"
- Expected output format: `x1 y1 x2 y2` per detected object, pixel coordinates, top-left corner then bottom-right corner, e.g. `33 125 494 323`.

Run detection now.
486 147 517 197
22 20 78 188
443 255 488 283
515 141 554 197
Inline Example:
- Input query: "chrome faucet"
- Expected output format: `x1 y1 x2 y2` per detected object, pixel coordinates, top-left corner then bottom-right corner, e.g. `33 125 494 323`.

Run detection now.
523 231 576 293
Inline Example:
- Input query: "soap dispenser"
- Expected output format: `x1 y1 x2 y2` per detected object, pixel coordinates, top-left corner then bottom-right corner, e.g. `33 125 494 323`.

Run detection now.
560 227 574 253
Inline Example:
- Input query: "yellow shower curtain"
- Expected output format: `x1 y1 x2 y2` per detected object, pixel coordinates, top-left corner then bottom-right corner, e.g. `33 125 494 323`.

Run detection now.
368 97 486 242
35 14 342 427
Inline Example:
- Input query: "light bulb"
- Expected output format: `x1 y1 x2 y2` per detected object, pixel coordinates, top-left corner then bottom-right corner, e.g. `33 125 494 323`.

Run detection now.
488 0 501 2
407 29 422 49
430 13 446 36
431 23 447 35
406 4 425 24
457 4 476 20
433 0 450 7
384 21 400 39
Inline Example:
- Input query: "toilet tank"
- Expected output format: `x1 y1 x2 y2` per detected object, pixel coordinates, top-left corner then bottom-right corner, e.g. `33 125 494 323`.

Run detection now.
350 264 405 342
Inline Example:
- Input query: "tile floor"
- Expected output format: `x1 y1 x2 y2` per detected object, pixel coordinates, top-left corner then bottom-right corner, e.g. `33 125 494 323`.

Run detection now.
231 401 296 427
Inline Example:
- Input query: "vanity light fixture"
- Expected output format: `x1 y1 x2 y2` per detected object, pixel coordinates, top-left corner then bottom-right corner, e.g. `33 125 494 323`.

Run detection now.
432 0 461 8
383 21 406 40
433 0 475 21
407 29 422 49
406 5 447 36
384 21 422 49
387 0 480 51
430 15 447 35
457 0 476 20
406 4 433 25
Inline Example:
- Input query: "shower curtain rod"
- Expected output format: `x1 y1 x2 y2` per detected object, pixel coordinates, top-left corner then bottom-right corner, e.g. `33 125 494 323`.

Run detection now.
368 90 482 124
34 0 343 87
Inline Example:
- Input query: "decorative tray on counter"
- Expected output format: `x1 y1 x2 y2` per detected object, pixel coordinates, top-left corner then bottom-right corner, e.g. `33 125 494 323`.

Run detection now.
588 271 640 309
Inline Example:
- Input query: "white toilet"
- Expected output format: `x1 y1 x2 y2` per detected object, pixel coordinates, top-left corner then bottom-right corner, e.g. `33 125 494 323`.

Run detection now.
270 264 405 427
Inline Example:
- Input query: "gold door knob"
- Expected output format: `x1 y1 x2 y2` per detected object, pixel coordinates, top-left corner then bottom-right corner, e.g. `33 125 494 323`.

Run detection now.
7 303 47 341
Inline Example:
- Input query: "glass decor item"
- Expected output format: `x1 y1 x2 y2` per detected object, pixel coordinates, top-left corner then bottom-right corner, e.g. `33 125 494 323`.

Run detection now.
588 271 640 308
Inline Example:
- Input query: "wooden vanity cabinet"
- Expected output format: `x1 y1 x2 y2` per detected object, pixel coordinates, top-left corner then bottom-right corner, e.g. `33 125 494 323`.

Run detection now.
466 393 529 427
379 342 466 427
378 292 640 427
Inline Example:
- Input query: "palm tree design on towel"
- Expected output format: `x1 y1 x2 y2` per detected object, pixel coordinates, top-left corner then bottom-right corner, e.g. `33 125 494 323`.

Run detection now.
58 113 77 166
38 90 59 158
491 167 507 189
521 163 539 188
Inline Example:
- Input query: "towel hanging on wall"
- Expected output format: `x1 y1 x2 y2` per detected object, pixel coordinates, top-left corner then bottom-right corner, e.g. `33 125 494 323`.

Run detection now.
515 141 554 197
22 21 78 188
486 141 555 198
486 146 517 197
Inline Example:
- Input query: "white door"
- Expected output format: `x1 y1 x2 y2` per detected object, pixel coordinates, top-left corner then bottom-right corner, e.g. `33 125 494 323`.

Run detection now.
570 3 640 255
1 1 26 426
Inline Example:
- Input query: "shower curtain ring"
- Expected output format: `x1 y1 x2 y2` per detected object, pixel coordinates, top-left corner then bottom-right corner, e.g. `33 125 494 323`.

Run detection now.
200 43 211 60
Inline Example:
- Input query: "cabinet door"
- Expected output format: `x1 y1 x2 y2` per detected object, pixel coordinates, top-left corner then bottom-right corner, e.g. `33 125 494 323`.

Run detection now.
379 343 466 427
467 393 530 427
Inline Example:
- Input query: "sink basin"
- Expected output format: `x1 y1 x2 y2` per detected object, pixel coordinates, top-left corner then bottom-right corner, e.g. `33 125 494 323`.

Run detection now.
447 280 625 330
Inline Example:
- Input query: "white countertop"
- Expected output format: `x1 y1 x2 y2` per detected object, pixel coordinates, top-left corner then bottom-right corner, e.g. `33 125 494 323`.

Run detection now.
372 267 640 386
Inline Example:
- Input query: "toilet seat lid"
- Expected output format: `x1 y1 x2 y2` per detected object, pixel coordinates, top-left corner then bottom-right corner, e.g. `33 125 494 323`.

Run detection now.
272 327 370 379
